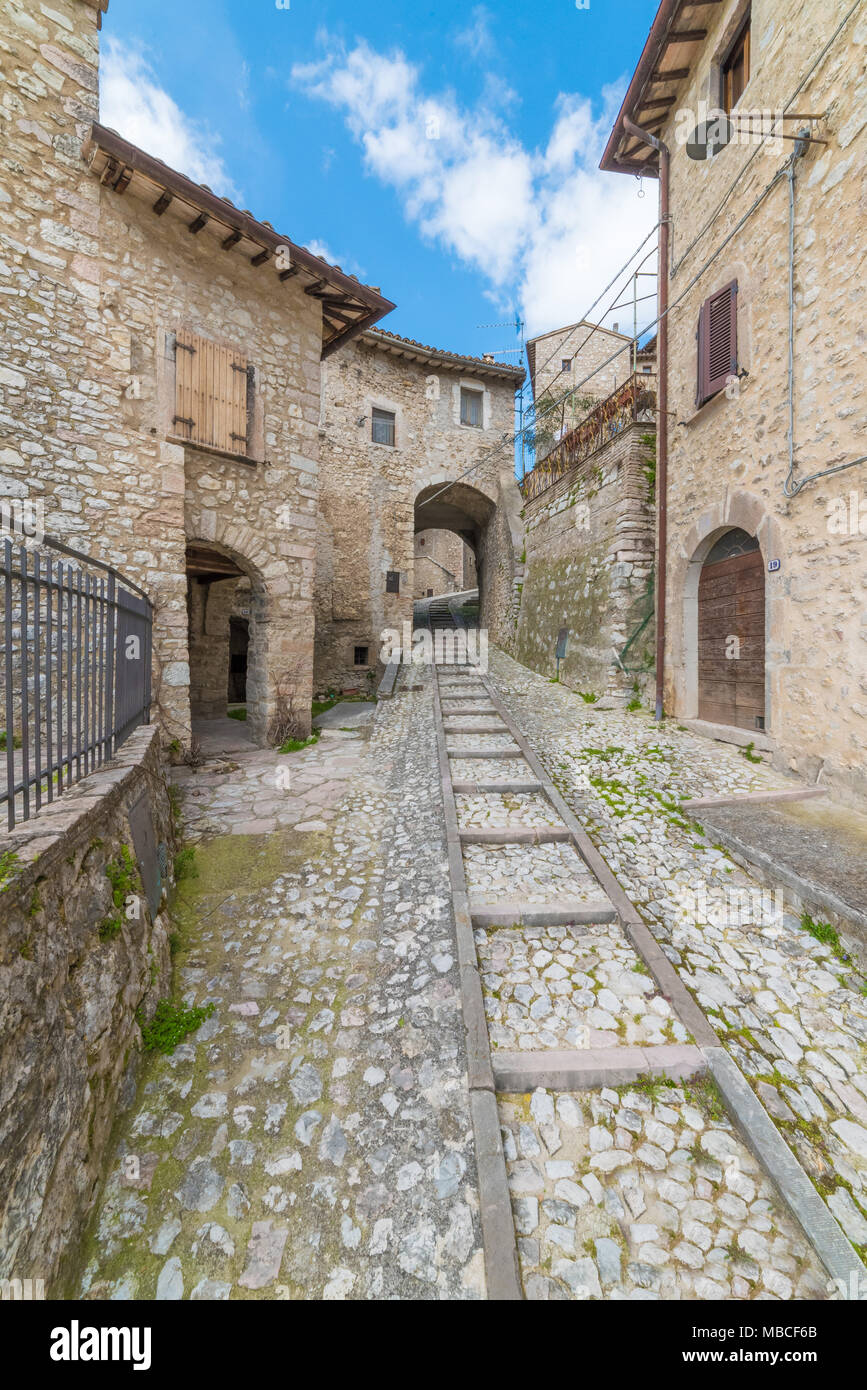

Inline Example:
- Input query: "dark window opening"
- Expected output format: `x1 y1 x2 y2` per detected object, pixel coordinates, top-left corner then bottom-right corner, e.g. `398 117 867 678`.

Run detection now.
386 570 400 594
419 537 425 546
354 646 369 667
561 358 572 372
722 14 750 113
372 407 396 446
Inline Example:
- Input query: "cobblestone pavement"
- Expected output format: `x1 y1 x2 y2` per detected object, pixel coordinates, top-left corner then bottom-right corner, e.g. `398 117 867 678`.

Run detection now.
487 649 867 1259
500 1084 830 1301
478 923 687 1052
172 730 366 839
78 675 486 1300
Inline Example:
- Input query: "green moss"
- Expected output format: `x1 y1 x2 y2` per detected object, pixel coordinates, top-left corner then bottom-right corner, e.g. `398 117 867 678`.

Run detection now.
98 844 140 942
800 911 850 964
227 707 247 722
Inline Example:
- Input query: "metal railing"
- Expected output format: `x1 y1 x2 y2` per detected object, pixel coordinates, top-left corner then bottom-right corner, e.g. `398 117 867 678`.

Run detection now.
2 534 153 831
521 372 657 502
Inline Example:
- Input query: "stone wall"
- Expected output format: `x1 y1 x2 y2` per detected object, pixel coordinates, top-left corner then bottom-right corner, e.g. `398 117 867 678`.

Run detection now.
0 0 323 748
316 333 523 691
0 725 175 1293
413 529 474 597
654 0 867 804
513 423 656 696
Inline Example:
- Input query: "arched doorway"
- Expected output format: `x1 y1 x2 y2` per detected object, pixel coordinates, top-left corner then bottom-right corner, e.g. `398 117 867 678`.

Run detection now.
697 527 765 730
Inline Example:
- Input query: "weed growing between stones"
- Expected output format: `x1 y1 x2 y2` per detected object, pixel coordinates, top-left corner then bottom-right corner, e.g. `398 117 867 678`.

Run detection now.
739 741 763 764
173 847 198 882
0 848 21 890
279 730 321 754
138 1000 215 1055
799 911 851 965
578 691 599 704
98 845 140 942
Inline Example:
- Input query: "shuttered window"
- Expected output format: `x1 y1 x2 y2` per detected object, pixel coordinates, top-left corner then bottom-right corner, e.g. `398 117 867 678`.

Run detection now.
696 281 738 406
173 329 251 457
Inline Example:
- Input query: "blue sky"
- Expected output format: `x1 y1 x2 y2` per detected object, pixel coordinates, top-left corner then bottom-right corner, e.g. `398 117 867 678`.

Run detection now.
100 0 660 364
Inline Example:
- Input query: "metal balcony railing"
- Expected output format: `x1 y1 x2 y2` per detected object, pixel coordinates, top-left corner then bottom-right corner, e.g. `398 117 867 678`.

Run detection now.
521 372 657 502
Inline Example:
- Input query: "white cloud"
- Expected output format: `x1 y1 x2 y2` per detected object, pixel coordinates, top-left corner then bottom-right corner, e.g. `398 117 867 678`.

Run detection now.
455 6 496 60
100 40 241 201
291 40 658 340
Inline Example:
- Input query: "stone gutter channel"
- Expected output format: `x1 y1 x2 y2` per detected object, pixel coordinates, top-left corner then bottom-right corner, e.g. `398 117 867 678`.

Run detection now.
429 658 865 1301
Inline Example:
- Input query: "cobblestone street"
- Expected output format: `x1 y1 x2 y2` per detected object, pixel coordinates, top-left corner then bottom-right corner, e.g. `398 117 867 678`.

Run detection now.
74 647 867 1302
78 678 485 1300
487 651 867 1262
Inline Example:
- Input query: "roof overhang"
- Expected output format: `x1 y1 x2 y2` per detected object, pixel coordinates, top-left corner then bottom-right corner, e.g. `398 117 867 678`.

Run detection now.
362 329 525 385
80 0 109 27
82 123 396 358
600 0 710 175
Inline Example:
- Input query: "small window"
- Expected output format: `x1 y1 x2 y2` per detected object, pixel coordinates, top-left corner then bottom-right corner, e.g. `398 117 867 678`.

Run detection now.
386 570 400 594
427 588 433 597
722 14 750 113
460 387 483 428
696 280 738 407
372 408 396 446
354 646 369 667
419 537 425 546
173 329 251 456
561 358 572 372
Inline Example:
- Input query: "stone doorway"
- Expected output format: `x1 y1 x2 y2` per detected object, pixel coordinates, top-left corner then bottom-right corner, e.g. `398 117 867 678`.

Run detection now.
697 528 765 730
186 543 262 746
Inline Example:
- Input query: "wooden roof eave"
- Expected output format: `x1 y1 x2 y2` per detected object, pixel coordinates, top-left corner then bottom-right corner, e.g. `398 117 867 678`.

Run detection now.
82 122 396 356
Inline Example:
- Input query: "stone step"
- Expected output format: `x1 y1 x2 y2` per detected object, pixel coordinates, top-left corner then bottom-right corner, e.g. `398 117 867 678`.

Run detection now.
470 902 618 928
492 1045 707 1092
451 780 542 794
446 748 520 759
458 827 571 845
443 722 509 733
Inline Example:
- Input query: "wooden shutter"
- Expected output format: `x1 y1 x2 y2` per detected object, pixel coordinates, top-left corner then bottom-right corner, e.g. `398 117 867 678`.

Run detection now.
696 281 737 405
174 329 249 456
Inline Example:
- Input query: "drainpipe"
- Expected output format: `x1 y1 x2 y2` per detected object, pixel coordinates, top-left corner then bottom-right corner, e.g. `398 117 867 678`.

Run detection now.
624 118 669 722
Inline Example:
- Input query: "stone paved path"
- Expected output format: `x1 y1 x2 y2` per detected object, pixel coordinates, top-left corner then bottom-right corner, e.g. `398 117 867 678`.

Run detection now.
487 649 867 1261
78 676 485 1300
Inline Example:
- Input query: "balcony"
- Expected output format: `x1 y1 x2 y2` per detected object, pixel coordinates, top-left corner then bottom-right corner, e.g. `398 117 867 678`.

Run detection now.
521 371 657 502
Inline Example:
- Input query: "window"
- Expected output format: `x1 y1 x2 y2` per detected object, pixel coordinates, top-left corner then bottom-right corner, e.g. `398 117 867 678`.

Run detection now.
561 358 572 372
419 537 425 546
460 387 483 428
722 15 750 113
696 280 738 407
372 407 396 446
386 570 400 594
173 329 251 457
354 646 369 667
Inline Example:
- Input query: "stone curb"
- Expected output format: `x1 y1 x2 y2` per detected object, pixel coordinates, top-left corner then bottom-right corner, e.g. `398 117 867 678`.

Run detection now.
376 656 400 699
681 787 827 810
431 666 524 1300
704 1046 867 1291
493 1045 707 1092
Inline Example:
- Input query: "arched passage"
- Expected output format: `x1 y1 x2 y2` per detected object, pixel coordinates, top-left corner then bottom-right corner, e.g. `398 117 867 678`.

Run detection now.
185 540 266 745
413 478 497 615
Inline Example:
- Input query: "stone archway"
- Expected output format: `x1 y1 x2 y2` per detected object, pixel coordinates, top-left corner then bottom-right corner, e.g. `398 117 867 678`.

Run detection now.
413 469 523 640
184 513 314 748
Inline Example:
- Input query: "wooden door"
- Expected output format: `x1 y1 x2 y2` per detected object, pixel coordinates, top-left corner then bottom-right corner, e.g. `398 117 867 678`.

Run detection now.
698 531 765 729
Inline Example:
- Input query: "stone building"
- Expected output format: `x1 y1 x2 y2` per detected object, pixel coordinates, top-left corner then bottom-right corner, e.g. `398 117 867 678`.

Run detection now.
413 530 476 599
602 0 867 805
526 319 656 459
315 330 525 692
0 0 393 750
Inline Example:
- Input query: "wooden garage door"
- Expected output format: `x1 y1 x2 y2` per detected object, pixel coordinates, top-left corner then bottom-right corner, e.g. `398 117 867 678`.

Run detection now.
698 529 765 730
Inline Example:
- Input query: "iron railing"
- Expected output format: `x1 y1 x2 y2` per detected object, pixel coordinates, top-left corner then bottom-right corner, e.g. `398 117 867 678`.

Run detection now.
2 534 153 831
521 372 657 502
